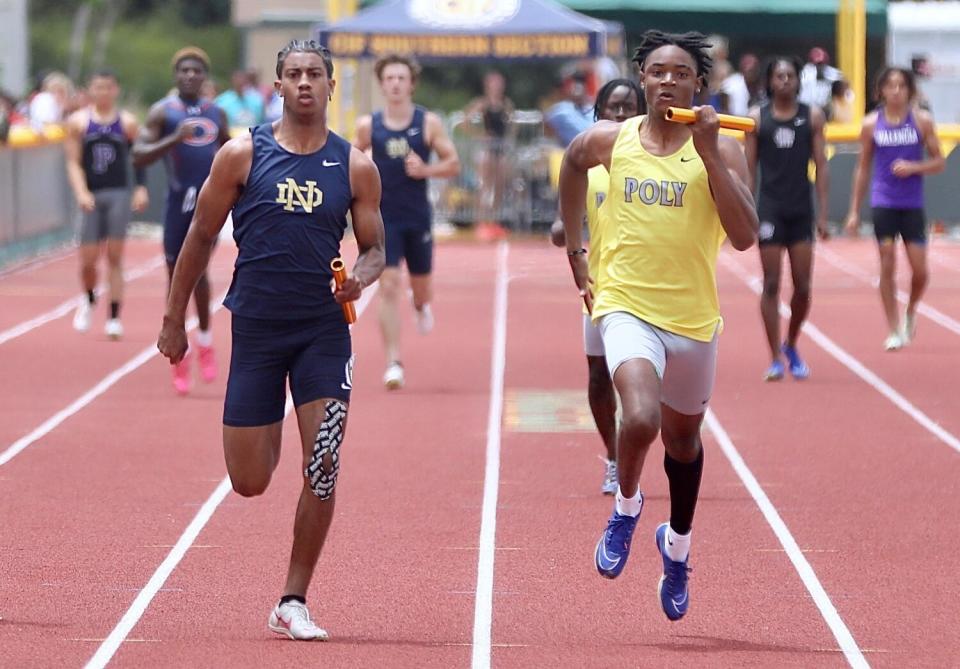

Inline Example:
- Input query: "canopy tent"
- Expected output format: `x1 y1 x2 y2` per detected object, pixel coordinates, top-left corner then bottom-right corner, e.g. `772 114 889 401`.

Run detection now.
558 0 888 37
315 0 625 60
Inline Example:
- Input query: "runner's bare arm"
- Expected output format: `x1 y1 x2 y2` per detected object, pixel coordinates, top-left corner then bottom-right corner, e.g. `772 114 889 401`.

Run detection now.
217 108 232 146
64 112 94 212
845 113 877 232
158 135 251 363
895 110 944 177
339 147 385 303
744 107 761 195
810 105 830 237
121 110 150 213
690 105 756 250
710 134 758 250
559 122 617 253
558 122 618 310
421 111 460 178
353 115 372 152
132 102 193 168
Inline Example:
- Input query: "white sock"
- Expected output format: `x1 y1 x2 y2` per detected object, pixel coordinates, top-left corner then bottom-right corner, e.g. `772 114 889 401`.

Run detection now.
665 526 691 562
195 329 213 348
615 486 643 517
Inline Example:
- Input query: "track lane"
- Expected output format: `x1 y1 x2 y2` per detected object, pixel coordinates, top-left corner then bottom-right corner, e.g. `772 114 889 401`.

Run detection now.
710 251 960 668
490 243 860 668
105 243 499 668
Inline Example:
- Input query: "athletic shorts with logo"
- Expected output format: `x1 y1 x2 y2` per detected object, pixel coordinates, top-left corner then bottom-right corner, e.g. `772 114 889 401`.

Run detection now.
599 311 719 416
757 202 813 247
384 220 433 275
163 184 203 264
224 314 353 427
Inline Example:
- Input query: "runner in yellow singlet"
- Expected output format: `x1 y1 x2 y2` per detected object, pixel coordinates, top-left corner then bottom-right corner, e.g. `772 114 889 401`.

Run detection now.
558 30 758 621
551 78 642 495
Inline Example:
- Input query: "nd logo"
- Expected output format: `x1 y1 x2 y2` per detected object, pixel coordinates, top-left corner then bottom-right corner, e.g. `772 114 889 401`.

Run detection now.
276 178 323 213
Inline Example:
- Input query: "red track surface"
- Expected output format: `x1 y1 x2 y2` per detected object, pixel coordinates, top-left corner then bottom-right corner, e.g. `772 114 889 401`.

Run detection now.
1 235 958 668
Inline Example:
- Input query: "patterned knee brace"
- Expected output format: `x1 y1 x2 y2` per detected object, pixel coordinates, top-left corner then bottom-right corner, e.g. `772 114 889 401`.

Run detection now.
305 400 347 499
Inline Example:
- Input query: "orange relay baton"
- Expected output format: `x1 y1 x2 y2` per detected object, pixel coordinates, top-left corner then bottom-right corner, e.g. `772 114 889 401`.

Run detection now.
665 107 756 133
330 257 357 325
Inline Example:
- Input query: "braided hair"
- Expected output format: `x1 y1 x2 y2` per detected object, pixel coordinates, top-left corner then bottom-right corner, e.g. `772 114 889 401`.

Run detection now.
632 30 713 78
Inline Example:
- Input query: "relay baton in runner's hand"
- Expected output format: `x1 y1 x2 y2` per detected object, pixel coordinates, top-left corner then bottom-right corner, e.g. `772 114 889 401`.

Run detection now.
331 258 357 325
665 107 756 133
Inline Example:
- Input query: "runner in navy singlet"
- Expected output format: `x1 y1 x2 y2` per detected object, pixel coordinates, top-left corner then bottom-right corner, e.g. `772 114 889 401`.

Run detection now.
65 69 148 340
134 46 230 393
745 57 829 381
157 40 384 641
354 54 460 390
845 67 944 351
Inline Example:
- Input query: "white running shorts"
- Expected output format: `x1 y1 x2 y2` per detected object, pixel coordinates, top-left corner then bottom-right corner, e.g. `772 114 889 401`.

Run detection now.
599 311 719 415
583 313 605 357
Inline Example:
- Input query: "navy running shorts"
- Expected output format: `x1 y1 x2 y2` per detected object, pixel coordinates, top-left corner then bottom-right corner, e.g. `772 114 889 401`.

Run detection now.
163 185 202 265
757 205 814 247
223 314 353 428
384 223 433 275
872 207 926 245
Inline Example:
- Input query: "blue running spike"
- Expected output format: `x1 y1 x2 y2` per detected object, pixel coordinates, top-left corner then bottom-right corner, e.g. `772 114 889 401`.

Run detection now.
594 497 641 579
763 359 785 382
655 523 691 621
781 343 810 380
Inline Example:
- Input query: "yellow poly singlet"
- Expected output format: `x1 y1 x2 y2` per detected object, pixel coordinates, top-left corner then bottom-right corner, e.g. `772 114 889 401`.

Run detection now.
592 115 727 342
584 164 609 315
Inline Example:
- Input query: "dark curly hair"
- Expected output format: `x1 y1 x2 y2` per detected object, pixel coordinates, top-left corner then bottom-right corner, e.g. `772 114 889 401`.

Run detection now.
593 78 643 121
632 30 713 78
276 40 334 79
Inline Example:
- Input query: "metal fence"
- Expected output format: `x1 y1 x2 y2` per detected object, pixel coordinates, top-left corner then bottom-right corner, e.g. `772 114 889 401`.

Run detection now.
0 141 76 268
431 109 561 232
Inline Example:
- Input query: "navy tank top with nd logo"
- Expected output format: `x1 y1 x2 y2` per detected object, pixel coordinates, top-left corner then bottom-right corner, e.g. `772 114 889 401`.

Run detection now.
160 95 223 192
82 115 129 191
224 123 353 321
371 106 431 227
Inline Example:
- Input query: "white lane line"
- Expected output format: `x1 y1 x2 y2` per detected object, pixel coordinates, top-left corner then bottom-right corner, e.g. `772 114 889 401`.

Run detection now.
0 255 166 346
0 290 226 468
704 410 870 669
83 284 378 669
721 254 960 455
472 240 510 669
817 246 960 337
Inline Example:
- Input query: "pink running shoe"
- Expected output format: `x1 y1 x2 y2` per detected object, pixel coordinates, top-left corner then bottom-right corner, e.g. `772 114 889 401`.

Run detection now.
197 345 217 383
172 352 192 396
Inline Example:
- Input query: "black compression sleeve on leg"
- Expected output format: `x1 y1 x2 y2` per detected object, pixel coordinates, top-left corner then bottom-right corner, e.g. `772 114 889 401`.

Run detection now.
664 447 704 535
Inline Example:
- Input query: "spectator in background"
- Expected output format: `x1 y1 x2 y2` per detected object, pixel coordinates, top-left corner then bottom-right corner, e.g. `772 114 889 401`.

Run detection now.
264 90 283 123
0 90 25 142
721 52 754 116
200 78 218 101
829 79 855 123
910 55 933 112
740 53 764 108
545 69 594 147
705 34 733 111
29 71 74 129
215 69 264 128
799 47 843 109
464 71 515 230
